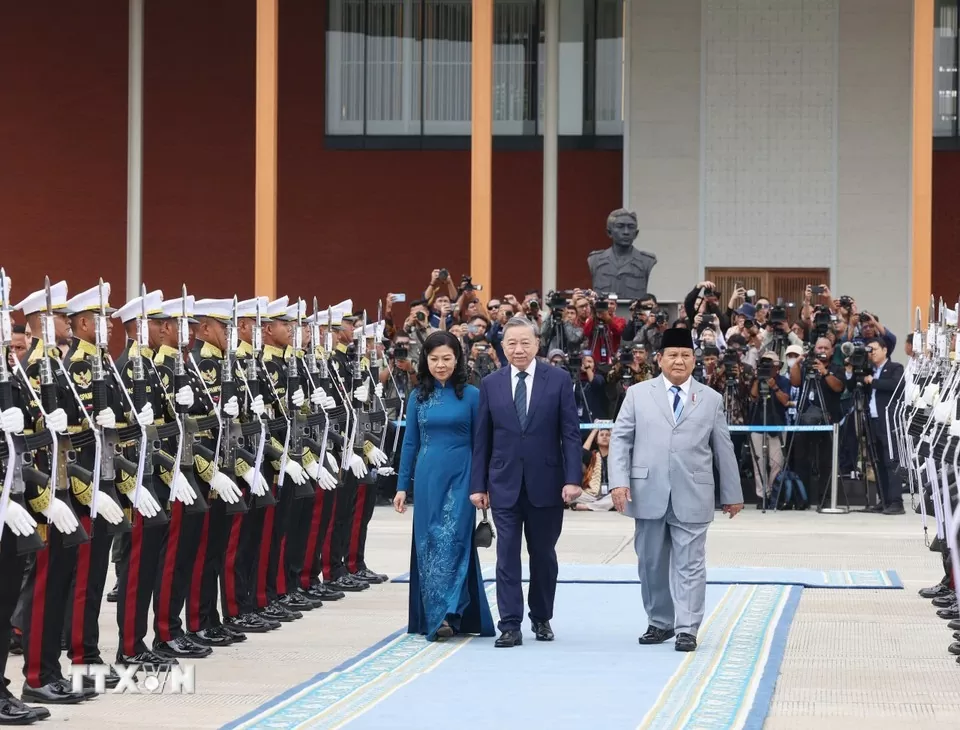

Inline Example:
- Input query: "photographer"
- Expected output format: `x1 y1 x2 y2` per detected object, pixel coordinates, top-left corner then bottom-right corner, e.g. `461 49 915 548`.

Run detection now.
683 280 731 332
748 352 792 504
521 289 545 329
540 293 584 356
429 293 455 331
788 337 847 505
634 308 670 359
424 267 459 306
381 334 419 405
759 304 803 372
707 344 753 426
693 312 726 350
402 299 438 360
466 340 500 386
487 299 515 366
575 353 608 422
622 294 658 343
582 294 626 366
606 343 653 415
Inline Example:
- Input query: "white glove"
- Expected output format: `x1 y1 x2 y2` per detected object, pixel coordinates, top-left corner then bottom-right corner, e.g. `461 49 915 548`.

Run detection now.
348 453 367 479
175 386 194 409
326 453 339 472
4 501 37 537
922 384 941 407
0 407 24 434
310 387 327 406
291 388 305 408
934 398 955 424
306 461 338 490
136 403 154 427
283 459 308 486
95 408 116 430
223 396 240 418
353 383 370 404
376 466 396 477
95 491 125 525
373 383 383 399
366 445 389 467
132 488 161 519
905 382 920 405
951 419 960 438
240 468 269 497
41 498 79 534
171 473 196 505
211 471 242 504
250 394 266 416
46 408 68 435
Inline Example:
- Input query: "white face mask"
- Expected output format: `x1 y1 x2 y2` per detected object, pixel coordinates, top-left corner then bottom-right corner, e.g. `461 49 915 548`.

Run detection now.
786 356 799 368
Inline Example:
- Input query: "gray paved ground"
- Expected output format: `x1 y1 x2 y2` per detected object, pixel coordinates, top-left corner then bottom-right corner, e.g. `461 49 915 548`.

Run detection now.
10 505 958 729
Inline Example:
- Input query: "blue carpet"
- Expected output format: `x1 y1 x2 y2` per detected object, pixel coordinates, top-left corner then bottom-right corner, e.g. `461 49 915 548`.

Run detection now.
224 581 802 730
391 564 902 589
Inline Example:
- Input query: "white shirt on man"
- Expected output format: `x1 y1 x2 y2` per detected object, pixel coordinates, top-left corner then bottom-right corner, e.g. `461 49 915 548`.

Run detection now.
510 359 536 412
662 373 692 423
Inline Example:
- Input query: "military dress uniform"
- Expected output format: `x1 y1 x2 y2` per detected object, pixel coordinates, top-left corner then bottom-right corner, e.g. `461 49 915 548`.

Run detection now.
14 282 94 703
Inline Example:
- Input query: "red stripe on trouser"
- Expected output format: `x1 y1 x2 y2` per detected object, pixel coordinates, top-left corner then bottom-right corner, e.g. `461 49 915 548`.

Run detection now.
320 491 337 581
224 514 243 618
25 547 49 687
123 514 143 656
256 504 275 608
156 501 183 642
301 489 324 589
71 516 92 663
347 484 366 573
277 537 287 596
187 511 211 633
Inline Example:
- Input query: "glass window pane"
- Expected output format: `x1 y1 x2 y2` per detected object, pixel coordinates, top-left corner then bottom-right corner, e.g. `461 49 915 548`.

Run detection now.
494 0 538 135
594 0 623 135
934 1 958 137
327 0 366 135
366 0 422 134
423 0 472 134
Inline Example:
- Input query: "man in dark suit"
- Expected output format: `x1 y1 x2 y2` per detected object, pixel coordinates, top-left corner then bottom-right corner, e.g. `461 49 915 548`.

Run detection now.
471 318 582 648
863 337 905 515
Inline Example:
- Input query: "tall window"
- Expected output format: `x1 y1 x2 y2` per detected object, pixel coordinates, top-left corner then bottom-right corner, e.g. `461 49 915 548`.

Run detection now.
326 0 624 138
935 0 959 137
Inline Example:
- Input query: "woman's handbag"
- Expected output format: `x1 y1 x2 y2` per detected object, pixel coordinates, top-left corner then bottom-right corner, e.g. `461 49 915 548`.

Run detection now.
474 508 495 548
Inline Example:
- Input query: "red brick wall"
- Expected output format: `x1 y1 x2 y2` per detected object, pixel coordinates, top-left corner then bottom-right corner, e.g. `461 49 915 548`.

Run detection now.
932 151 960 303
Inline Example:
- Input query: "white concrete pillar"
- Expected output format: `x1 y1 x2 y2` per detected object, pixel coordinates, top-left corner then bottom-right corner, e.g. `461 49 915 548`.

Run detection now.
542 0 560 294
126 0 144 297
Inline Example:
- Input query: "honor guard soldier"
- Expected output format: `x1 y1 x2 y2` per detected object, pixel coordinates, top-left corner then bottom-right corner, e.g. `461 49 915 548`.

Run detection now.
153 297 242 660
221 296 282 634
14 280 94 705
253 297 310 621
0 274 54 724
112 289 198 665
61 283 138 685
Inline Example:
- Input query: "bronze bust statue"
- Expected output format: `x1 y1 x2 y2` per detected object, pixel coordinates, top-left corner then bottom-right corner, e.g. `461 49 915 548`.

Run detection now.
587 209 657 300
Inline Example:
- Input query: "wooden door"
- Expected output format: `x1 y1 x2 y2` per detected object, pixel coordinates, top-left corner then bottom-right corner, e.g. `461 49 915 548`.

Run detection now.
705 268 830 312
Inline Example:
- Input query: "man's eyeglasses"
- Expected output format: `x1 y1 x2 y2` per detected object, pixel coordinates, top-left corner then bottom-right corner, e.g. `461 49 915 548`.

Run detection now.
865 347 877 354
756 303 770 310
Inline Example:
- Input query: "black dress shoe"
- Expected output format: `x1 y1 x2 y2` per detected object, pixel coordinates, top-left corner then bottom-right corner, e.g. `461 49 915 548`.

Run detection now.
949 619 960 631
950 642 960 655
675 633 697 652
115 649 177 667
919 581 952 599
352 568 388 584
106 583 118 603
296 588 323 608
937 604 959 620
8 633 21 657
329 576 367 593
189 628 234 647
313 583 345 601
261 603 298 623
864 504 884 513
494 630 522 648
219 620 249 641
18 703 48 722
531 620 554 642
933 593 957 608
0 696 34 724
272 600 302 620
638 626 675 645
231 613 276 633
931 536 944 552
21 680 85 705
882 504 905 515
279 593 313 611
153 636 212 659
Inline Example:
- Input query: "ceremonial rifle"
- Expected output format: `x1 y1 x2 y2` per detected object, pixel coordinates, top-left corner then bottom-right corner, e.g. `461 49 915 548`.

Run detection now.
247 299 274 508
284 300 324 499
0 270 46 553
174 286 210 514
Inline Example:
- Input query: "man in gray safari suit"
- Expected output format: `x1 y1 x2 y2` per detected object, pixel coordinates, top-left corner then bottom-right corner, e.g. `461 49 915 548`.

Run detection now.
609 327 742 652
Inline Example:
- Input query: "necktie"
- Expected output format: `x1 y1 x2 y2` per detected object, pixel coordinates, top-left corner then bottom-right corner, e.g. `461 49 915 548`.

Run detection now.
515 371 528 429
670 385 683 423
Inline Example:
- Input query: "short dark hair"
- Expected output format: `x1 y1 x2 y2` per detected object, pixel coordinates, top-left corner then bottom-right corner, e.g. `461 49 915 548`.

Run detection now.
469 315 489 327
672 318 689 328
409 299 429 309
727 334 748 349
864 337 887 350
641 294 657 304
12 324 26 335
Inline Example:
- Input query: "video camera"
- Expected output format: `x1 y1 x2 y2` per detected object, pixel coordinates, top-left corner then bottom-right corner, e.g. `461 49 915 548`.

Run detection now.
841 341 872 377
811 305 832 337
769 305 788 325
722 350 740 379
388 342 410 361
756 358 777 380
654 310 669 326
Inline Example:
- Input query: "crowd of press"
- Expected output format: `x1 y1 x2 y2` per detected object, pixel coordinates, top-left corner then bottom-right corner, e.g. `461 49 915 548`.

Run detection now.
370 270 908 515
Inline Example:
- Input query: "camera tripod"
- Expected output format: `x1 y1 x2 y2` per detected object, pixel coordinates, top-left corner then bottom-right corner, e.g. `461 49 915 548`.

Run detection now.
780 366 845 512
842 382 885 512
747 379 777 513
589 322 615 366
